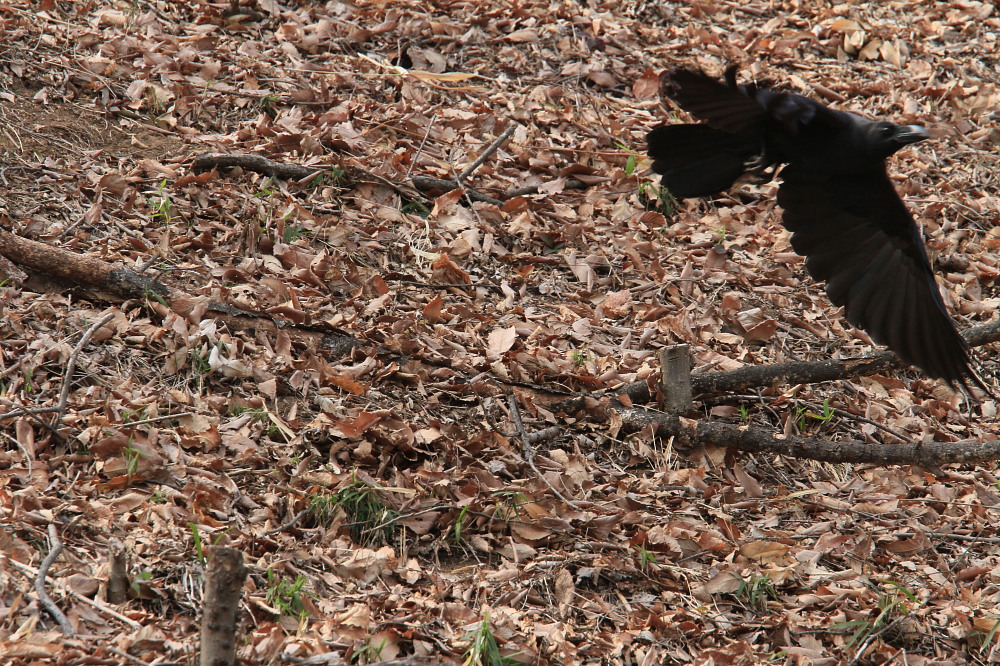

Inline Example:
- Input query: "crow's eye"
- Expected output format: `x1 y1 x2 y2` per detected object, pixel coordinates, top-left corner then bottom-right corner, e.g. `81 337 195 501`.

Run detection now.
880 125 895 137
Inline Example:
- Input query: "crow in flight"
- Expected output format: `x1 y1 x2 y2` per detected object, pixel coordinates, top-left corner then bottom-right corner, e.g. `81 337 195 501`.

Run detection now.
647 67 989 393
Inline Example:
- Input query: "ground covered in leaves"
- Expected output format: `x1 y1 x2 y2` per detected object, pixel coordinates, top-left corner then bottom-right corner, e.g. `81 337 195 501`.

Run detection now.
2 1 1000 664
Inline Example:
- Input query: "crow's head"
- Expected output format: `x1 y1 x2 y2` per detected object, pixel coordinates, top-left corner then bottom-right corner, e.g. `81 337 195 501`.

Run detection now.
868 121 929 157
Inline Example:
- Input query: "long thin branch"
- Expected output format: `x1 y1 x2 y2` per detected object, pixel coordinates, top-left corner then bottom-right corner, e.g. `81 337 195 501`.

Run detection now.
54 311 117 427
35 524 74 637
616 406 1000 465
508 393 580 508
457 124 516 182
609 318 1000 401
410 176 505 205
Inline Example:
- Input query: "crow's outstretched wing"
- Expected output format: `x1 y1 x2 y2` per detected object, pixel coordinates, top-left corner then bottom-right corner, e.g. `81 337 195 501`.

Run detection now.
778 167 976 388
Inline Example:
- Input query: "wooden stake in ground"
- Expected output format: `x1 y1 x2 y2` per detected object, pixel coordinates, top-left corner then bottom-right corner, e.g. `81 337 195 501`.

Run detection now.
106 540 129 605
659 344 692 414
200 547 246 666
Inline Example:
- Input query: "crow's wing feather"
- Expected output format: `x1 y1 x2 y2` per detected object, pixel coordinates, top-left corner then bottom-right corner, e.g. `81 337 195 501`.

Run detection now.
778 168 973 385
646 124 757 197
667 69 767 132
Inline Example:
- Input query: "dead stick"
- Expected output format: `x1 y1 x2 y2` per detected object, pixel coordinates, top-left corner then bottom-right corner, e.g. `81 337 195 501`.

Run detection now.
410 176 504 205
35 524 74 637
504 178 589 197
107 646 156 666
9 557 141 629
508 393 579 508
617 407 1000 465
54 311 116 428
457 124 516 182
262 509 309 536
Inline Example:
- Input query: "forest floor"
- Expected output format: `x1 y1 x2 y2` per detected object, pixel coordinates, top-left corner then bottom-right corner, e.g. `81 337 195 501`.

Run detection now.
2 1 1000 664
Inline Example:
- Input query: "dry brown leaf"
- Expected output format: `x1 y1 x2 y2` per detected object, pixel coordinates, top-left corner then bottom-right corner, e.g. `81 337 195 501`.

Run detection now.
601 289 632 318
487 325 517 356
632 68 660 99
505 28 538 42
740 541 790 565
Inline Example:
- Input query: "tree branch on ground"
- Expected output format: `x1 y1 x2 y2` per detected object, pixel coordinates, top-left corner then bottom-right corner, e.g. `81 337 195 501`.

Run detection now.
35 524 74 637
610 318 1000 400
610 406 1000 466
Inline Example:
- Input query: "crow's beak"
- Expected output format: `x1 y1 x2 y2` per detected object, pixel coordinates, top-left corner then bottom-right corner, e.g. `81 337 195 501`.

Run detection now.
895 125 930 145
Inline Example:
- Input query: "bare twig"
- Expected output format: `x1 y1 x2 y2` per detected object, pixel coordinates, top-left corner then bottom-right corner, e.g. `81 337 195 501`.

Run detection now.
35 524 74 637
116 412 194 428
366 505 447 535
406 113 438 179
503 178 590 198
107 646 167 666
848 614 911 666
0 404 63 420
704 394 913 442
66 588 141 629
508 393 579 508
262 509 309 536
9 556 146 629
456 124 516 182
410 176 504 205
54 311 117 428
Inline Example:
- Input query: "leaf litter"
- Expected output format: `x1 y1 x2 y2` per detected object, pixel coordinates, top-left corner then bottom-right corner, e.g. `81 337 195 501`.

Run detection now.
0 1 998 664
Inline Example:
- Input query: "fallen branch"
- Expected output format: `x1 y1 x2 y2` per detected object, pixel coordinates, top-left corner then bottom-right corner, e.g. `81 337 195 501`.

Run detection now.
191 153 425 203
0 226 362 360
191 152 323 181
192 147 590 210
35 524 74 637
610 318 1000 400
0 229 168 299
614 406 1000 465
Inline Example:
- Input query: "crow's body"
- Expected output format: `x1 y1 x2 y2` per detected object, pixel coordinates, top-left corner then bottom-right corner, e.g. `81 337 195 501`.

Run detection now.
647 68 987 392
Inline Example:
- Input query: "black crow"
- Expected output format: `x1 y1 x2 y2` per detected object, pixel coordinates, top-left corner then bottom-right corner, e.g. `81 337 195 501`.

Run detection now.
647 67 989 393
